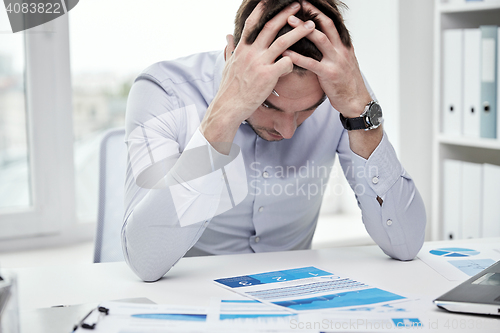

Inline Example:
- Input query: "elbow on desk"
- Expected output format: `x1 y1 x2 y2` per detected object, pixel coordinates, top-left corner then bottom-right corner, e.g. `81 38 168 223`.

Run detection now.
137 270 169 283
125 255 175 282
121 237 178 282
387 249 419 262
121 232 177 282
383 231 426 262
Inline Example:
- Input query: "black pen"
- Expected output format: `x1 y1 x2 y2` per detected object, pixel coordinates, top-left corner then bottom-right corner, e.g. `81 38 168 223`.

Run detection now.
73 306 109 331
72 308 95 332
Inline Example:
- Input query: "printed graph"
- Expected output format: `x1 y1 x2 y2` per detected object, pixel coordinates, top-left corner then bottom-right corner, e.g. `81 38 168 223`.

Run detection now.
429 247 480 257
272 288 405 311
448 259 495 276
341 303 409 313
131 313 206 321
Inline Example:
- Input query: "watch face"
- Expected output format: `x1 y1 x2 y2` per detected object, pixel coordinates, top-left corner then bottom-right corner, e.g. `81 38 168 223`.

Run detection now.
367 103 383 127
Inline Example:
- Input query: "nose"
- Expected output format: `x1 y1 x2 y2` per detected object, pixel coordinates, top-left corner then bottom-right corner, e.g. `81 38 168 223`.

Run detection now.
274 112 298 139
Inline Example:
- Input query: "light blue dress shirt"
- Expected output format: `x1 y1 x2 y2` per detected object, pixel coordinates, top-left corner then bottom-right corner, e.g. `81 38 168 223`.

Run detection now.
122 50 426 282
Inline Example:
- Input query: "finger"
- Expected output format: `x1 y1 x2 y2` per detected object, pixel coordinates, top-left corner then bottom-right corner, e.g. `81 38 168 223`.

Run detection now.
273 55 294 77
225 34 235 61
265 19 315 62
287 15 336 58
301 0 343 48
282 49 323 76
253 1 301 48
240 1 266 44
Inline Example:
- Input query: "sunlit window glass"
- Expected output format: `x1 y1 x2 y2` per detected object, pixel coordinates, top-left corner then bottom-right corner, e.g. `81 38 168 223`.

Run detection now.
0 10 30 210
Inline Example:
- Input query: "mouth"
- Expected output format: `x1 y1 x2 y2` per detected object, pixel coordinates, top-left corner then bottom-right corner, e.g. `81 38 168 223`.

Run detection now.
266 130 283 140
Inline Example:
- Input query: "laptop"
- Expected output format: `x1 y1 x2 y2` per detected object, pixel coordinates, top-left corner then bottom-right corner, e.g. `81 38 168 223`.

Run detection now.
434 260 500 316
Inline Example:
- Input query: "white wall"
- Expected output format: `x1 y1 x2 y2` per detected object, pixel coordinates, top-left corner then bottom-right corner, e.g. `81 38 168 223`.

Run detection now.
343 0 400 153
398 0 434 239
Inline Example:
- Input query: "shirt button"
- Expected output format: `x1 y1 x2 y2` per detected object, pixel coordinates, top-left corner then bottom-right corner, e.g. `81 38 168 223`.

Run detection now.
258 206 264 213
263 171 270 179
386 219 393 226
372 176 379 184
255 237 260 243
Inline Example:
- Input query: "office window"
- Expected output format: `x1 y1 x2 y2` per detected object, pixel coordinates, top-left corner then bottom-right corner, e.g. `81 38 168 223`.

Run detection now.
69 0 239 222
0 10 30 210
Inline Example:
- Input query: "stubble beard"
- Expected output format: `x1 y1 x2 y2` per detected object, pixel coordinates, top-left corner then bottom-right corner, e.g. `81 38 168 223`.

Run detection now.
245 119 284 142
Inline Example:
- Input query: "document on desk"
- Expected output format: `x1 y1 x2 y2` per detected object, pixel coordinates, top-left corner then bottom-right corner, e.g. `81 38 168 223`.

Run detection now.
211 298 430 332
73 301 314 333
214 266 406 312
213 298 296 321
208 298 300 331
418 242 500 281
73 302 207 333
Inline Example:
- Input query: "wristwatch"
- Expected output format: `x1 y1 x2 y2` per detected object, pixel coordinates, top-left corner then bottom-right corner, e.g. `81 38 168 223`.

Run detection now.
339 100 383 131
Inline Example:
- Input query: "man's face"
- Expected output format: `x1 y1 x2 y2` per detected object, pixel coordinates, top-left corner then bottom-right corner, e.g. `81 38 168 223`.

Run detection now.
246 71 326 141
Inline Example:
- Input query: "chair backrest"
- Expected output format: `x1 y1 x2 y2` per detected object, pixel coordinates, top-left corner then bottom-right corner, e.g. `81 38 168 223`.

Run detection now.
94 128 127 263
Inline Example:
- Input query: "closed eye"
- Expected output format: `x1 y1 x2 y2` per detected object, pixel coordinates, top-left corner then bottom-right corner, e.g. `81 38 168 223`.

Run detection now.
261 94 327 113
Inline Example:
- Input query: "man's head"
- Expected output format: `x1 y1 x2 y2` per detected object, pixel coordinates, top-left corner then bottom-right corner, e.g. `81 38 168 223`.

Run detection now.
232 1 352 142
234 0 351 72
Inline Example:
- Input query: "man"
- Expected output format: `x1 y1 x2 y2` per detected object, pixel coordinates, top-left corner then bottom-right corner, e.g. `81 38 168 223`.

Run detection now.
123 0 426 282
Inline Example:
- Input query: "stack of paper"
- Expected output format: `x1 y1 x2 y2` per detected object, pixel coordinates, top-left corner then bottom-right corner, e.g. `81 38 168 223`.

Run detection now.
73 266 422 332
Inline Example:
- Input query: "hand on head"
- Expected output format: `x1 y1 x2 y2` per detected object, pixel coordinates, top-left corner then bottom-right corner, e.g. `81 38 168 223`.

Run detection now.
202 1 371 148
219 1 315 125
283 1 371 118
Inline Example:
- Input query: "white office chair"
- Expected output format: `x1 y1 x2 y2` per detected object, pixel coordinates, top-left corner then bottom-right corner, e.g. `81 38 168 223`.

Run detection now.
93 128 127 263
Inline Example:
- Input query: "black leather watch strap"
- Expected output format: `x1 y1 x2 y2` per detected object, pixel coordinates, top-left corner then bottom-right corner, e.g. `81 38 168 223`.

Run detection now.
339 113 367 131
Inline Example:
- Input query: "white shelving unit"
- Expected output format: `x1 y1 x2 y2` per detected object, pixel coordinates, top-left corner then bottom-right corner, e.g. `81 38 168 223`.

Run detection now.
432 0 500 240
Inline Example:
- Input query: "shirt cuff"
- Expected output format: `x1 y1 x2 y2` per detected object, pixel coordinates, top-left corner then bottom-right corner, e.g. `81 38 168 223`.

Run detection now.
350 131 404 197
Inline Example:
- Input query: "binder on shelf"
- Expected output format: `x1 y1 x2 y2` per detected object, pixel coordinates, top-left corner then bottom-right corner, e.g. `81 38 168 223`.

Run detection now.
443 29 464 136
461 161 483 239
480 25 497 139
482 163 500 237
463 28 481 138
443 159 462 240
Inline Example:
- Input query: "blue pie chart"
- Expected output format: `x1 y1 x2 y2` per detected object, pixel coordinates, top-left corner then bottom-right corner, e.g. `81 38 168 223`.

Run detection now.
429 247 480 257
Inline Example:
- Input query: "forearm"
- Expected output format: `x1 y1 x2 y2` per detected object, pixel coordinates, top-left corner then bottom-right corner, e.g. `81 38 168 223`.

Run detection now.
342 84 383 159
347 125 383 160
200 97 243 155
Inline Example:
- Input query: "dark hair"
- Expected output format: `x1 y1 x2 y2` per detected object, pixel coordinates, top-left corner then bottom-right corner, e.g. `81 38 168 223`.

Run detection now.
233 0 351 69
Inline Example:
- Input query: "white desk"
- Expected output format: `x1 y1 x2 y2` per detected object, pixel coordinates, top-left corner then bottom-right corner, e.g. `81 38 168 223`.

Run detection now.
10 239 500 332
